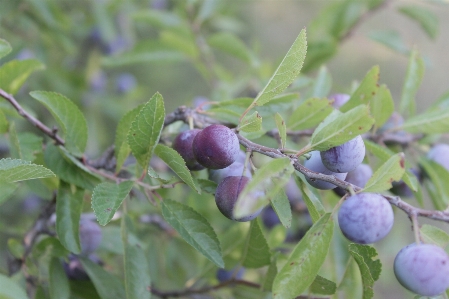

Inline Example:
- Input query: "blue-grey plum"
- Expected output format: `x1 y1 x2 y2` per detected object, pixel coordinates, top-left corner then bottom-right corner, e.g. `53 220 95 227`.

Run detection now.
427 143 449 172
261 206 281 229
379 112 404 133
115 73 137 94
304 151 347 190
193 124 240 169
394 243 449 296
285 177 302 205
338 193 394 244
173 129 204 171
215 176 262 222
216 267 245 282
321 135 365 173
79 218 102 255
209 162 251 184
329 93 350 109
334 164 373 196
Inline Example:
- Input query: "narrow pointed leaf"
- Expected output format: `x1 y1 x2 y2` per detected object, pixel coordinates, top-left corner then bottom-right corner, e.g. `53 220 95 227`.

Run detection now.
56 184 83 254
154 144 200 193
274 113 286 148
239 111 262 133
420 158 449 206
310 275 337 295
272 213 334 299
399 49 424 118
370 84 394 128
161 199 224 267
128 93 165 169
92 181 134 226
207 32 252 63
234 158 294 219
49 257 70 299
251 29 307 107
0 158 55 182
80 258 126 299
0 109 8 133
271 189 292 228
340 66 379 112
0 59 45 94
30 91 88 156
287 97 333 130
362 153 405 193
241 220 271 268
0 38 12 59
399 107 449 134
0 273 28 299
262 257 278 291
297 177 325 223
310 105 374 152
399 5 438 39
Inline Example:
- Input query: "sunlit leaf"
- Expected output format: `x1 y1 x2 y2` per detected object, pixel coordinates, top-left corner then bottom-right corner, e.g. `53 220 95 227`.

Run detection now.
288 97 333 131
363 153 405 193
0 59 45 94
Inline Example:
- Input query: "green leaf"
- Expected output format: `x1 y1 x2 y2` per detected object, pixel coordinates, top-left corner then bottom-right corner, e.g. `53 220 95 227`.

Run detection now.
370 85 394 128
30 91 88 156
369 30 409 55
420 158 449 207
49 257 70 299
348 243 382 299
0 273 28 299
154 144 200 193
363 153 405 193
0 109 8 133
161 199 224 268
207 32 252 63
287 97 333 130
196 178 217 194
121 216 151 299
298 177 325 223
0 158 55 182
310 275 337 295
312 66 332 98
271 189 292 228
128 92 165 169
272 213 334 299
44 144 101 190
0 181 18 205
274 113 286 149
33 237 69 259
340 66 380 113
92 181 134 226
56 184 83 254
399 5 439 39
115 104 144 173
399 107 449 134
262 257 278 291
420 224 449 249
0 59 45 94
399 49 424 118
309 105 374 152
251 29 307 107
102 50 185 67
241 220 271 268
238 111 262 133
0 38 12 59
234 158 294 220
80 257 126 299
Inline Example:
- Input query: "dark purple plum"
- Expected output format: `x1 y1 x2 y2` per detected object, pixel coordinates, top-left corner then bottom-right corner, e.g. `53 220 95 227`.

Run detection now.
209 162 251 184
321 135 365 173
427 143 449 172
329 93 350 109
216 267 245 282
261 206 281 229
63 255 90 280
79 218 102 255
304 151 347 190
173 129 204 171
334 164 373 196
215 176 262 222
193 124 240 169
338 193 394 244
394 243 449 296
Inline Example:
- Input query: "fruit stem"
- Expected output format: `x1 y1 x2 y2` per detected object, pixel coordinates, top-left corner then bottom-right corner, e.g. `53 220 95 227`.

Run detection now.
242 150 252 176
348 186 356 196
188 116 194 130
411 213 421 245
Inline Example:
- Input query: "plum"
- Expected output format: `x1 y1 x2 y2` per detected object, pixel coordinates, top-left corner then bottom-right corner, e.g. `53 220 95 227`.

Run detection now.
394 243 449 296
79 218 102 255
115 73 136 94
427 143 449 172
63 254 102 281
334 164 373 196
321 135 365 173
215 176 262 222
261 206 281 229
338 193 394 244
304 151 347 190
285 177 302 205
329 93 350 109
193 124 240 169
173 129 204 171
390 168 421 198
216 267 245 282
209 162 251 184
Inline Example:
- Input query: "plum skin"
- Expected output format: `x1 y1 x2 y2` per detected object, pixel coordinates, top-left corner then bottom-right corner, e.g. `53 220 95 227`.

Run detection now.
172 129 205 171
215 176 262 222
329 93 350 109
304 151 347 190
394 243 449 296
338 193 394 244
334 164 373 196
427 143 449 172
216 267 245 282
321 135 365 173
209 161 251 184
79 219 102 255
193 124 240 170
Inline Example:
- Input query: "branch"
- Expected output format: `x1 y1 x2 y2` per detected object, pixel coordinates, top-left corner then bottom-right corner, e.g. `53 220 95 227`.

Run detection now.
0 89 65 145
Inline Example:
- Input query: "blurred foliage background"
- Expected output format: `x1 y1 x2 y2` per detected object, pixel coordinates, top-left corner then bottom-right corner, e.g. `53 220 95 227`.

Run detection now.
1 0 449 298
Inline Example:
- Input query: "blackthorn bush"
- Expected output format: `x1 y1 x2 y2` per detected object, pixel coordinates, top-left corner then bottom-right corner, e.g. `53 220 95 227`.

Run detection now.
304 151 347 190
173 129 205 171
321 135 365 173
338 193 394 244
